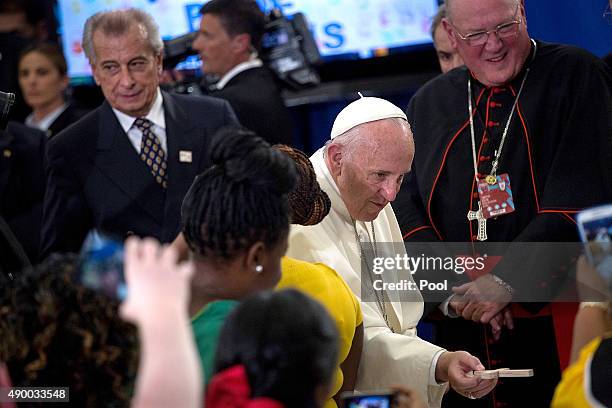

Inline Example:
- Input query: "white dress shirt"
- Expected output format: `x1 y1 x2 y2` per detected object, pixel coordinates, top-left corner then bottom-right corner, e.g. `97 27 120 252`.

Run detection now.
112 88 167 154
25 103 67 133
212 57 263 91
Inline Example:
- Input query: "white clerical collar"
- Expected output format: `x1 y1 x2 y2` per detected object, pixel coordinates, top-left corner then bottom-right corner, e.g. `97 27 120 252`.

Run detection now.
214 57 263 90
113 88 165 133
25 103 67 132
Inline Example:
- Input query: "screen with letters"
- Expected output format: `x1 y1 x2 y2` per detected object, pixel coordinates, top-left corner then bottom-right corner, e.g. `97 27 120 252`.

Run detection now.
57 0 438 82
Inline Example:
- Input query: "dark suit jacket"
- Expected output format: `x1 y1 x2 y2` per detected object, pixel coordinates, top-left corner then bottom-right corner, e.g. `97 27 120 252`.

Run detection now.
41 91 238 257
46 103 88 140
209 66 294 146
0 121 46 265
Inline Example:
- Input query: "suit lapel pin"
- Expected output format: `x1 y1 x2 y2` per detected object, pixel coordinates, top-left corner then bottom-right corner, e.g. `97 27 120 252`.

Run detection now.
179 150 192 163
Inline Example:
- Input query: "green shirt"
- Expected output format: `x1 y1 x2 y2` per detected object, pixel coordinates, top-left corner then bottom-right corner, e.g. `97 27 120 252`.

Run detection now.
191 300 239 386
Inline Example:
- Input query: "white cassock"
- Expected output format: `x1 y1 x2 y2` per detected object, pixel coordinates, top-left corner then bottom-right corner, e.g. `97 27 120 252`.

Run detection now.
287 148 448 407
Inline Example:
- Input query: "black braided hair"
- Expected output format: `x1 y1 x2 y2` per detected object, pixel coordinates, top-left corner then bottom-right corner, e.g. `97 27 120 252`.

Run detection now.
274 144 331 226
181 126 297 260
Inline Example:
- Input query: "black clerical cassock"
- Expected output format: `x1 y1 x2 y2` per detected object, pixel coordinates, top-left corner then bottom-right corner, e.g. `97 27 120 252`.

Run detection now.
395 40 612 407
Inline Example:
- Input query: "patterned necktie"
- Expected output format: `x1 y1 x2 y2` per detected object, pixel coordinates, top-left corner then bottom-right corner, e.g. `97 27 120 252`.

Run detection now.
133 117 167 189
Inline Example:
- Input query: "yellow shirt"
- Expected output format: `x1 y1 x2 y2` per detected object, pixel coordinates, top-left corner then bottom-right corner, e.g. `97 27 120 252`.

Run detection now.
277 257 363 408
552 336 602 408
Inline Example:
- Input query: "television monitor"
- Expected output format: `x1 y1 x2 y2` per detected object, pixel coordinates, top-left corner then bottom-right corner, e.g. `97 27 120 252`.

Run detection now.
56 0 439 83
267 0 438 60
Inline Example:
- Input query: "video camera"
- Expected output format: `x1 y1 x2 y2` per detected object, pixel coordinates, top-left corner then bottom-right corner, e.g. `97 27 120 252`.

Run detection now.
259 9 321 90
163 32 198 71
161 9 321 92
161 32 204 95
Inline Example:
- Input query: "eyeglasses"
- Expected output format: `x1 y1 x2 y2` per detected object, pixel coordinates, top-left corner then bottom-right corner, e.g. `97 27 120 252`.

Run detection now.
451 3 522 47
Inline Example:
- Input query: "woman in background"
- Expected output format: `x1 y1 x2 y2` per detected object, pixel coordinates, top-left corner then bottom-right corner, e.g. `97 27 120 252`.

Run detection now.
18 42 84 138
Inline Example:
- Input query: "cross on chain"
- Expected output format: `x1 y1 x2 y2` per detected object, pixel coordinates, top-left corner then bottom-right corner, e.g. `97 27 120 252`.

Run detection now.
467 201 488 241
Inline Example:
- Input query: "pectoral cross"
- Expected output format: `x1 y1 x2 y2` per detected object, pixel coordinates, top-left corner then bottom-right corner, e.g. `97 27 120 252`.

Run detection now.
467 201 488 241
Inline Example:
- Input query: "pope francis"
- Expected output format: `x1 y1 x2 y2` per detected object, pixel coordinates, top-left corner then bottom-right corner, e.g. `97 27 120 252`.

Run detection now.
287 96 498 407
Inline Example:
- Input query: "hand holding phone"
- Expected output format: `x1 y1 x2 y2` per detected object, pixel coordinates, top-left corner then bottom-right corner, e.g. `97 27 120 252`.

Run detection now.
577 204 612 282
120 236 194 326
78 230 126 300
341 387 426 408
341 391 395 408
77 231 194 316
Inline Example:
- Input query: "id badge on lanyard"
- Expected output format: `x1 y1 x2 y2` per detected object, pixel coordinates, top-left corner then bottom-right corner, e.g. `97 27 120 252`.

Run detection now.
477 173 515 219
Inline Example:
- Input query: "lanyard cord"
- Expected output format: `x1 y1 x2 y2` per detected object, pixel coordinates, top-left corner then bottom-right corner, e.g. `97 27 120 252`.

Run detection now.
467 39 537 183
468 70 529 182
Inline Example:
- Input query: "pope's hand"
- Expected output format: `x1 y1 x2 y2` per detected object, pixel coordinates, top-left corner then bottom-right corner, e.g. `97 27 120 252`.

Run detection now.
436 351 498 400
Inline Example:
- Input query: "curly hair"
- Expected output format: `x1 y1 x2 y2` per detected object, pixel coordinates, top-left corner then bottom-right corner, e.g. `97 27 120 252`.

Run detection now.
0 255 139 407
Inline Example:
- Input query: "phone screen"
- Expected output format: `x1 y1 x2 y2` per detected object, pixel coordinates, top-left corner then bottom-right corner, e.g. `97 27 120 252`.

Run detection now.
342 394 393 408
77 231 126 300
577 204 612 281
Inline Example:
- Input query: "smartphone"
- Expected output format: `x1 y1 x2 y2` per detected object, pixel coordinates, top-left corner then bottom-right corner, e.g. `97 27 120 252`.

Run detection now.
341 391 396 408
77 230 126 300
577 204 612 281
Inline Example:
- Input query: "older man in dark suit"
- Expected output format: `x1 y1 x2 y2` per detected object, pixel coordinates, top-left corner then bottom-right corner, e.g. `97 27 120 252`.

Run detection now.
41 8 238 257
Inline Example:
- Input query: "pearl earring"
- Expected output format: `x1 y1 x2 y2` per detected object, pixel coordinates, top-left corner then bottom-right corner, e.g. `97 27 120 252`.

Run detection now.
255 265 263 273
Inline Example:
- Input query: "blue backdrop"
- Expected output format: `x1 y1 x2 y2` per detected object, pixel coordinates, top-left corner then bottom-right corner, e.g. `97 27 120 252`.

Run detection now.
525 0 612 57
292 0 612 154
